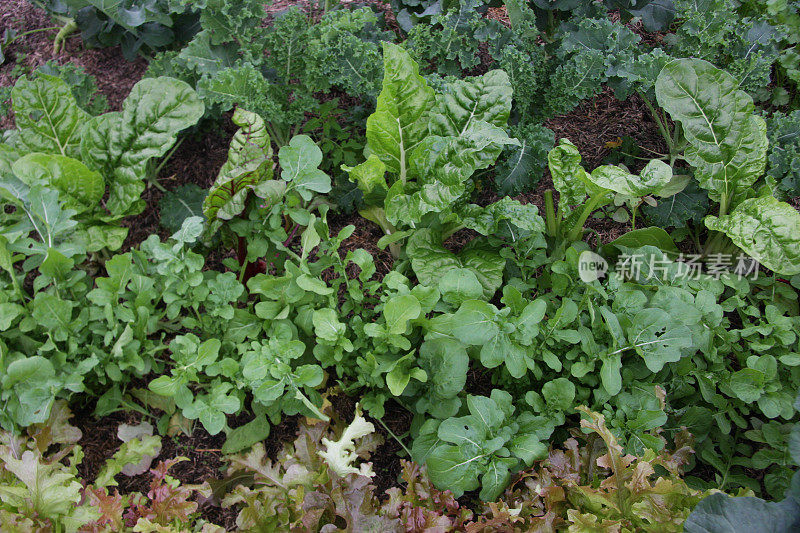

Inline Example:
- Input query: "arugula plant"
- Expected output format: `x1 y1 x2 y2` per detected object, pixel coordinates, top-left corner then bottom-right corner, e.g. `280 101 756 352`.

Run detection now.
649 58 800 275
0 72 203 253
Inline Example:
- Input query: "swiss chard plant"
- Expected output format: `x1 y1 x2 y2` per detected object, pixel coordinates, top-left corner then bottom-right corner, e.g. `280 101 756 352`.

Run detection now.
346 43 543 298
650 58 800 276
0 71 204 253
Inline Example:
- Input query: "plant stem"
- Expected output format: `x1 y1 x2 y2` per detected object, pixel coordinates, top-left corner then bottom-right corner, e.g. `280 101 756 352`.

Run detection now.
375 416 412 457
638 91 675 155
544 189 557 237
6 26 62 45
567 193 607 242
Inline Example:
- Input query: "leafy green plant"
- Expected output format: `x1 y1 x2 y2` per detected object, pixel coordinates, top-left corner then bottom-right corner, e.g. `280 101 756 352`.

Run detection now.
0 401 218 531
766 110 800 198
653 58 800 275
543 138 679 244
411 389 555 500
345 42 537 268
0 71 203 252
33 0 201 60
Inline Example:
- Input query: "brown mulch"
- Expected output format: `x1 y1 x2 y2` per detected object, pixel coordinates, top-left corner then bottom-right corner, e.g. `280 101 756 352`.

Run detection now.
0 0 148 128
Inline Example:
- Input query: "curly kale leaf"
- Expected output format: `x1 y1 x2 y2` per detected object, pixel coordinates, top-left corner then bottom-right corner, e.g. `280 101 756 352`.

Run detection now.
766 110 800 197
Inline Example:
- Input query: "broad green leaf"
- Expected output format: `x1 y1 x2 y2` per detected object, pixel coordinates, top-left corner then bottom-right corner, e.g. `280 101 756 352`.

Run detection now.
417 338 468 418
609 227 679 255
12 153 104 213
222 415 270 454
655 59 768 209
278 134 331 201
12 74 89 158
426 445 482 499
366 43 435 179
588 159 673 197
81 77 204 217
159 183 207 233
684 492 800 533
729 368 766 403
313 308 345 342
548 138 601 208
480 459 512 502
438 268 483 306
383 294 422 335
453 300 499 345
407 229 504 299
343 154 387 205
705 196 800 276
429 69 513 137
627 308 693 372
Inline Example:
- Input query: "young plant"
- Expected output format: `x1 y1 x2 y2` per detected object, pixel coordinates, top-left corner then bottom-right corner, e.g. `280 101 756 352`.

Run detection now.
543 138 679 244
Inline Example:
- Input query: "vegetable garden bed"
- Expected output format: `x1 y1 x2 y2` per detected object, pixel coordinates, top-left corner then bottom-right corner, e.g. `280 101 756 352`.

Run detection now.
1 0 800 531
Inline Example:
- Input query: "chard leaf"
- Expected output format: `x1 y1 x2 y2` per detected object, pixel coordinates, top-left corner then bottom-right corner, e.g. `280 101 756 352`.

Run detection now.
203 108 272 221
12 153 104 214
366 43 435 179
705 196 800 276
588 159 673 197
547 138 600 208
343 154 387 205
655 59 768 209
429 69 513 137
81 77 204 218
406 229 504 299
11 74 89 158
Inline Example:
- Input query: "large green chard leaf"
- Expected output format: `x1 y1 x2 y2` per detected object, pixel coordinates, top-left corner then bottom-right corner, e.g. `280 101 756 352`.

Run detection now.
366 43 435 181
203 108 272 221
81 77 204 217
11 153 104 214
705 196 800 276
11 74 90 159
429 69 513 137
655 59 768 211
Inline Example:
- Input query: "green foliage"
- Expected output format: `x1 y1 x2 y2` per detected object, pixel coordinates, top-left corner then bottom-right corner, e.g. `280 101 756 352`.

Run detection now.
656 58 800 275
412 389 555 500
35 61 108 115
1 72 203 252
36 0 201 60
766 110 800 197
